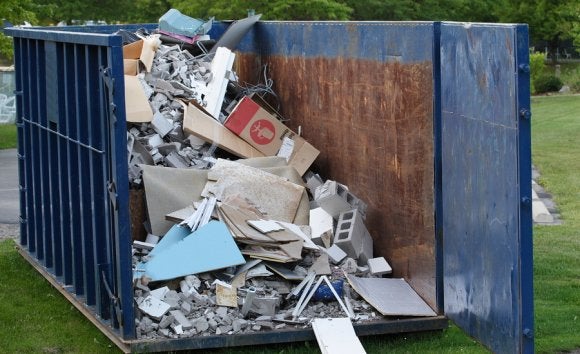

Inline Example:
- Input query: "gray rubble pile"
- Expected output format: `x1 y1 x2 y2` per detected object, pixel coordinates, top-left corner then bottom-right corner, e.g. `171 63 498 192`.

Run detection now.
122 10 435 344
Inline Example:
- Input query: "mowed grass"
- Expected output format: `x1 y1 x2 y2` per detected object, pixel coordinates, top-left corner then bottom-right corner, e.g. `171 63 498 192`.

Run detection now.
0 123 17 149
0 241 118 353
0 96 579 353
531 95 580 353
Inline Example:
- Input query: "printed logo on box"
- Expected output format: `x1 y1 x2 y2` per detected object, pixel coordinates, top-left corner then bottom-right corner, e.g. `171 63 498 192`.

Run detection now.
250 119 276 145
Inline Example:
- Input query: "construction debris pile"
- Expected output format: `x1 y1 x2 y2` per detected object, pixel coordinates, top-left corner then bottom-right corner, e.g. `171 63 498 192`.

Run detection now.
123 9 436 343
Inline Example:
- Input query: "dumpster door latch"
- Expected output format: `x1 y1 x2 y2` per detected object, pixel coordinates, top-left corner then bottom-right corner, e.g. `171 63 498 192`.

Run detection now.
107 181 118 210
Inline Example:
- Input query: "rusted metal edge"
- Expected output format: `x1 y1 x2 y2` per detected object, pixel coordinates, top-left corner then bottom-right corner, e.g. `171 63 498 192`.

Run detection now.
16 244 131 354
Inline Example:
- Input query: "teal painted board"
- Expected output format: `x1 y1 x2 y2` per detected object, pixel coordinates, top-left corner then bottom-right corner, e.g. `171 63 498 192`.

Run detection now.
142 221 246 281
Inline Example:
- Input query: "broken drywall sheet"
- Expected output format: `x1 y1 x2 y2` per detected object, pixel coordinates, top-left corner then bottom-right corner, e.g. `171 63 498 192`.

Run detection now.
312 318 367 354
208 159 304 223
345 275 437 317
310 207 334 247
142 165 208 236
142 221 245 281
204 47 235 120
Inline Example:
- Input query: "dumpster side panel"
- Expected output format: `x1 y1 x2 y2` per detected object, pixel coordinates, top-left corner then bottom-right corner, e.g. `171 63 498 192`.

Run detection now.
236 22 437 309
440 23 533 353
9 28 135 339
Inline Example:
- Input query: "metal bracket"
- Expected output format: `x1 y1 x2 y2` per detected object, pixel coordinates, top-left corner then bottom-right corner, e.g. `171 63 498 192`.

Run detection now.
101 270 123 327
523 328 534 338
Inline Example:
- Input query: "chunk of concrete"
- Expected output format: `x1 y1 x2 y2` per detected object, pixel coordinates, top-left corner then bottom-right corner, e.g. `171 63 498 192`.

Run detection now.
368 257 392 276
326 244 347 264
170 310 193 330
138 295 171 320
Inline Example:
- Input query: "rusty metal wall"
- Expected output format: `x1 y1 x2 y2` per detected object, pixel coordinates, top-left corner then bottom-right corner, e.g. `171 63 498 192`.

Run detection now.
236 22 437 309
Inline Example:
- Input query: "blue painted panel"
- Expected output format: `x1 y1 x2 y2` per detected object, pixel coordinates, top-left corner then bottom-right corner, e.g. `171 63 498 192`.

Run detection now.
440 23 532 353
237 21 434 63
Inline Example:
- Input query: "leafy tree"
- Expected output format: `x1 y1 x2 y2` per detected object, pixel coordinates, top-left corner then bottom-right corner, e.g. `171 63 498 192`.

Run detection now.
494 0 574 60
0 0 37 61
344 0 418 20
170 0 352 21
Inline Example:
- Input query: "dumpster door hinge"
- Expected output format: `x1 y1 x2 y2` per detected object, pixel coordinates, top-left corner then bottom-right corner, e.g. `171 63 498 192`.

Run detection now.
107 181 118 210
100 67 117 124
523 328 534 339
101 270 122 326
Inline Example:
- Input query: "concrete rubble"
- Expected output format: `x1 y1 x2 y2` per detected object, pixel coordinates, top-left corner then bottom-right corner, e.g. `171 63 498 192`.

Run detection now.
122 9 433 343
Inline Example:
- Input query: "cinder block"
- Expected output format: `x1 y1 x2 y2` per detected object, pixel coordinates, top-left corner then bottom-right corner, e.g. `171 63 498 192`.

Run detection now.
334 209 365 258
315 181 351 219
315 180 367 219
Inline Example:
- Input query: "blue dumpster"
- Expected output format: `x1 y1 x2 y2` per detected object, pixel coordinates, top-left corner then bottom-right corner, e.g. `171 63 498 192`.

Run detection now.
6 21 532 353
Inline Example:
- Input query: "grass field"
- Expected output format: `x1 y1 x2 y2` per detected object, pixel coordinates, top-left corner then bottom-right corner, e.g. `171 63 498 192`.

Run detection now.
0 123 17 149
0 95 579 352
530 95 580 353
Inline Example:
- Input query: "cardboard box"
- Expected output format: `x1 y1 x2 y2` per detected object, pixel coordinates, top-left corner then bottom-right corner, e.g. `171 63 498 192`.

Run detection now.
224 96 319 175
183 101 265 159
124 75 153 123
124 59 139 75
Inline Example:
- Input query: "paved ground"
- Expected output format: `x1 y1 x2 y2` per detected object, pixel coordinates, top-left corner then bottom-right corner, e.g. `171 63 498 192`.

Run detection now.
0 149 19 241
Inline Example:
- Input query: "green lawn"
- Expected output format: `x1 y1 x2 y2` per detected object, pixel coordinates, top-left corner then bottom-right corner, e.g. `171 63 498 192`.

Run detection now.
0 123 17 149
531 95 580 353
0 95 579 352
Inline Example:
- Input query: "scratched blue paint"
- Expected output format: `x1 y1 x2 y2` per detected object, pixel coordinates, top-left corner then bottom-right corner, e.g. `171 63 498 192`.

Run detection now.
235 22 434 63
440 23 532 353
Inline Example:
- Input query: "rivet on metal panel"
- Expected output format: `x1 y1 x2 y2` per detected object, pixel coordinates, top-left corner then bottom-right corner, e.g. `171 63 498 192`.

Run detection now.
521 196 532 206
523 328 534 338
518 64 530 73
519 109 531 120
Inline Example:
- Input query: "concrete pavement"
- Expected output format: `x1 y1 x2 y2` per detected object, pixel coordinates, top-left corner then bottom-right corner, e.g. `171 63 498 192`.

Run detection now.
0 148 19 239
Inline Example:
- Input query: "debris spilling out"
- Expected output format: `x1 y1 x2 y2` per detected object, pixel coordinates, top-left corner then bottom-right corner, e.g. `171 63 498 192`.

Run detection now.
123 8 436 348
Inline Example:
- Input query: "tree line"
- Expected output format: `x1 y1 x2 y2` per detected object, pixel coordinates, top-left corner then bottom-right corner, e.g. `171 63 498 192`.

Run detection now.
2 0 580 60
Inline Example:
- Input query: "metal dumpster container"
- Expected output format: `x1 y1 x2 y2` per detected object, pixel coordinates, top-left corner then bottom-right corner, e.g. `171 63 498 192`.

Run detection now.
6 20 533 353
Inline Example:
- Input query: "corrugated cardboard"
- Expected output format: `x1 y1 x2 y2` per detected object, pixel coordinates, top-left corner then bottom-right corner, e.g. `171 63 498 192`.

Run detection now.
224 96 319 175
123 40 143 59
183 101 265 159
124 75 153 123
124 59 139 75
